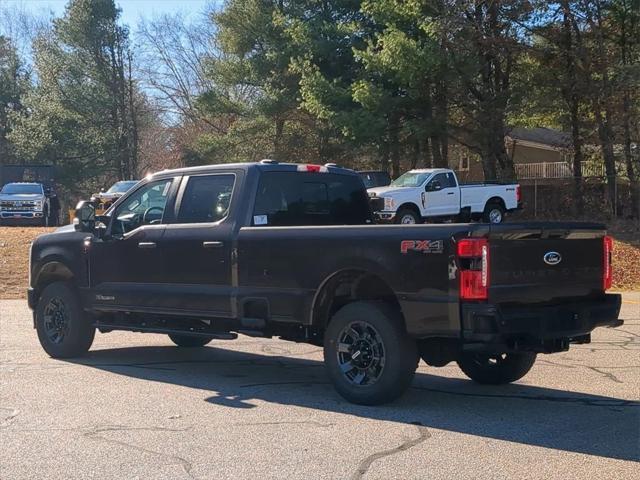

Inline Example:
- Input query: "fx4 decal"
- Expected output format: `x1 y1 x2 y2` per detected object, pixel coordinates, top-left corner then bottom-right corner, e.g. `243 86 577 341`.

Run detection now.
400 240 444 254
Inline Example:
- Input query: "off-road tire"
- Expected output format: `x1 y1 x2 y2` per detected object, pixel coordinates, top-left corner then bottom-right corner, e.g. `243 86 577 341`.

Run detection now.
36 281 95 358
168 334 213 348
457 352 536 384
324 301 417 405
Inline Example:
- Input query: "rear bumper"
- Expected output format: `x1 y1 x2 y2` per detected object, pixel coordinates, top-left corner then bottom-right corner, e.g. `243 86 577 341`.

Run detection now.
461 294 622 352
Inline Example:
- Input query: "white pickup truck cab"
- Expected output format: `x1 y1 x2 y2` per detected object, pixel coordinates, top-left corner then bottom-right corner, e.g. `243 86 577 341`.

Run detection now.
368 168 521 224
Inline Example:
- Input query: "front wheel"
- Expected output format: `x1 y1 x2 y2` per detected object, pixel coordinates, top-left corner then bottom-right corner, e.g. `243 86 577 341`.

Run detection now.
324 301 417 405
36 282 95 358
395 208 421 225
457 352 536 384
168 334 213 348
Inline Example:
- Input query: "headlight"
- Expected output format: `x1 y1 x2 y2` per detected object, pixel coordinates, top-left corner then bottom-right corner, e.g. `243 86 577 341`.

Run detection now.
35 201 43 210
384 197 395 210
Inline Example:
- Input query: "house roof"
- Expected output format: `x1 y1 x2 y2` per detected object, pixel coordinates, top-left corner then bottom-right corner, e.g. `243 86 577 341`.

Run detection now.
506 127 571 148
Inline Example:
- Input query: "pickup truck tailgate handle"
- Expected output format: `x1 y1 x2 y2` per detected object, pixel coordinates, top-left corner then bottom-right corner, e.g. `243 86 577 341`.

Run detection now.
203 241 223 249
138 242 156 249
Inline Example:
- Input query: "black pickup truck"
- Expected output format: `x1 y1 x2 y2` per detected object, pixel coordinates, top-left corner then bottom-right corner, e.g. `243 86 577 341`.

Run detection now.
28 161 622 404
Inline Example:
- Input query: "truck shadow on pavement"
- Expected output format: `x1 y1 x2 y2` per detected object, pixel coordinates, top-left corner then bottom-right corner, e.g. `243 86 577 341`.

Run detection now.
68 344 639 462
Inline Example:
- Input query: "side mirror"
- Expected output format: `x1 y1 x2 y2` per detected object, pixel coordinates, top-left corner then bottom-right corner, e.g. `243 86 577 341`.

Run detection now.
427 181 442 192
73 200 96 232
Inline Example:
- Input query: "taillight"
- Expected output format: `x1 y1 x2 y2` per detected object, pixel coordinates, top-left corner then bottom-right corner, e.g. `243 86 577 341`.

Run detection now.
516 185 521 203
457 238 489 300
603 235 613 290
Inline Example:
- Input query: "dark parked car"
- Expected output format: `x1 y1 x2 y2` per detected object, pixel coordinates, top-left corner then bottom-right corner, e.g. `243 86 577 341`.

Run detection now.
359 170 391 188
28 161 622 404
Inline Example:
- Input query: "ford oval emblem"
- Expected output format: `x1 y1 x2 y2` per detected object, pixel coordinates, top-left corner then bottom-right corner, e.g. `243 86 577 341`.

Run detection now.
543 251 562 265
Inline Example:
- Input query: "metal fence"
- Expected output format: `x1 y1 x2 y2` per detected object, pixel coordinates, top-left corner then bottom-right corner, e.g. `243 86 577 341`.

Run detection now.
516 176 639 221
515 161 631 180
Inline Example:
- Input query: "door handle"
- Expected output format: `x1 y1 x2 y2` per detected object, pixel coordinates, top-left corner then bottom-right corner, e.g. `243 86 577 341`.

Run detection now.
138 242 156 249
447 192 455 195
203 241 223 249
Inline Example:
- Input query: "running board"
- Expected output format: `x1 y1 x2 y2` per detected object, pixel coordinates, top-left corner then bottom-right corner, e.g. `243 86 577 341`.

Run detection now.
95 323 238 340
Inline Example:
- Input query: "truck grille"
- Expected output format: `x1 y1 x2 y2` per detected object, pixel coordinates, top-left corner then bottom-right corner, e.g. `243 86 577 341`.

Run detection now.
369 197 384 212
0 201 37 211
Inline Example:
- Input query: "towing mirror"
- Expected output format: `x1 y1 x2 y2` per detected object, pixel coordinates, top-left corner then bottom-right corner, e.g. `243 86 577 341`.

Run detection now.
73 200 96 232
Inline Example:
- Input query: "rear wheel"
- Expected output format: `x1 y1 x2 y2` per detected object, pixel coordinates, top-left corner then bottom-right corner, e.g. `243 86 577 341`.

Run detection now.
324 301 417 405
36 282 95 358
395 208 420 225
457 352 536 384
168 334 213 348
483 202 505 224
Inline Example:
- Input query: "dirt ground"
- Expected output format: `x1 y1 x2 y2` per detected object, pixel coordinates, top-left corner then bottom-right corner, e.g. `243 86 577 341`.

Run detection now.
0 225 638 300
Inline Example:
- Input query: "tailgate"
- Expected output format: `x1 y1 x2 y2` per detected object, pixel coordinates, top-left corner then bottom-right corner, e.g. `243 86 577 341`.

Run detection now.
488 223 608 304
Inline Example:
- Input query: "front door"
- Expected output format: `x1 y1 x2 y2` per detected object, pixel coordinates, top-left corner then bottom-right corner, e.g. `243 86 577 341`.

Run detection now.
89 177 177 311
424 172 460 216
159 172 238 317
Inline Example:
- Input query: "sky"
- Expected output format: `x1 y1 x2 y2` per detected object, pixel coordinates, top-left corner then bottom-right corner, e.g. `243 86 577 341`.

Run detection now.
2 0 213 29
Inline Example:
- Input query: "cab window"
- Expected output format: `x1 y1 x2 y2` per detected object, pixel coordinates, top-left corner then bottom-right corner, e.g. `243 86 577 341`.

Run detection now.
176 174 235 224
111 179 172 236
428 172 456 190
253 172 372 226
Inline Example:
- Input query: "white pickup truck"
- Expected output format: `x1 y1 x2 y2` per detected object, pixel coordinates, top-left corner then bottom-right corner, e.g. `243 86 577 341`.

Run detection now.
368 168 521 224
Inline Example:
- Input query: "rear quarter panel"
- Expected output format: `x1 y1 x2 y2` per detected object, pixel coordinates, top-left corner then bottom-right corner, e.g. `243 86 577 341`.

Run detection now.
237 224 476 337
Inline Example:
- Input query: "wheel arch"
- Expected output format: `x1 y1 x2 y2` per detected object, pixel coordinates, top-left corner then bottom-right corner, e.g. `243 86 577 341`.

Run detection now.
484 196 506 211
397 202 421 215
33 259 75 297
310 268 403 330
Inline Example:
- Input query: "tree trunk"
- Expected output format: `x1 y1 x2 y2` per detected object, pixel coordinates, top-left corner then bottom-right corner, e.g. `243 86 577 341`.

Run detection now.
618 0 639 218
423 137 432 168
622 89 639 218
410 136 419 170
274 117 285 160
430 134 445 168
388 114 400 179
379 139 389 173
561 0 584 216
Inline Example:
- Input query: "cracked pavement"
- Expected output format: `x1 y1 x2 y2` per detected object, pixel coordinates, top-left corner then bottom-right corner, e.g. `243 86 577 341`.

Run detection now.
1 294 638 479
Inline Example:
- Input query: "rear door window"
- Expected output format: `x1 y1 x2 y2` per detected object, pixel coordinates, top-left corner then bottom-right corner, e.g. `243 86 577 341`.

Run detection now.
176 174 235 224
253 172 371 226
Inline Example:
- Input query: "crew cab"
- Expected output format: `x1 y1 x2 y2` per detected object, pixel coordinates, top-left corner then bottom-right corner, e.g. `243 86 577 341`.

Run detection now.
368 168 521 224
0 182 49 225
27 161 621 405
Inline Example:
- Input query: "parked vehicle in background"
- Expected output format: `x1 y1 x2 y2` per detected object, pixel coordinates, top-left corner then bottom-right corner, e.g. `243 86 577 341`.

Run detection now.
28 161 621 405
91 180 139 212
359 170 391 188
368 168 521 224
0 183 49 226
0 164 59 226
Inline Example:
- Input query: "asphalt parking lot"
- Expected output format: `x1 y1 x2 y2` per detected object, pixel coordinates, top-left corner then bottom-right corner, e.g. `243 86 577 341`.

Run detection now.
1 294 638 479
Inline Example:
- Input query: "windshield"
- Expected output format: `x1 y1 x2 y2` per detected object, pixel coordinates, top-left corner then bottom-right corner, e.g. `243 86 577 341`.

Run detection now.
390 172 431 188
0 184 43 195
107 181 138 193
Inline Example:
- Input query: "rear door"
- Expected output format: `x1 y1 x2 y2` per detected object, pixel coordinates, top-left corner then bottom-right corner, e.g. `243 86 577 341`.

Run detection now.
424 172 460 216
488 223 606 305
158 172 239 317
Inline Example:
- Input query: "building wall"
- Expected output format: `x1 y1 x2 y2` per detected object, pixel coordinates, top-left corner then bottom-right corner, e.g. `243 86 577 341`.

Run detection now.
508 142 564 164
